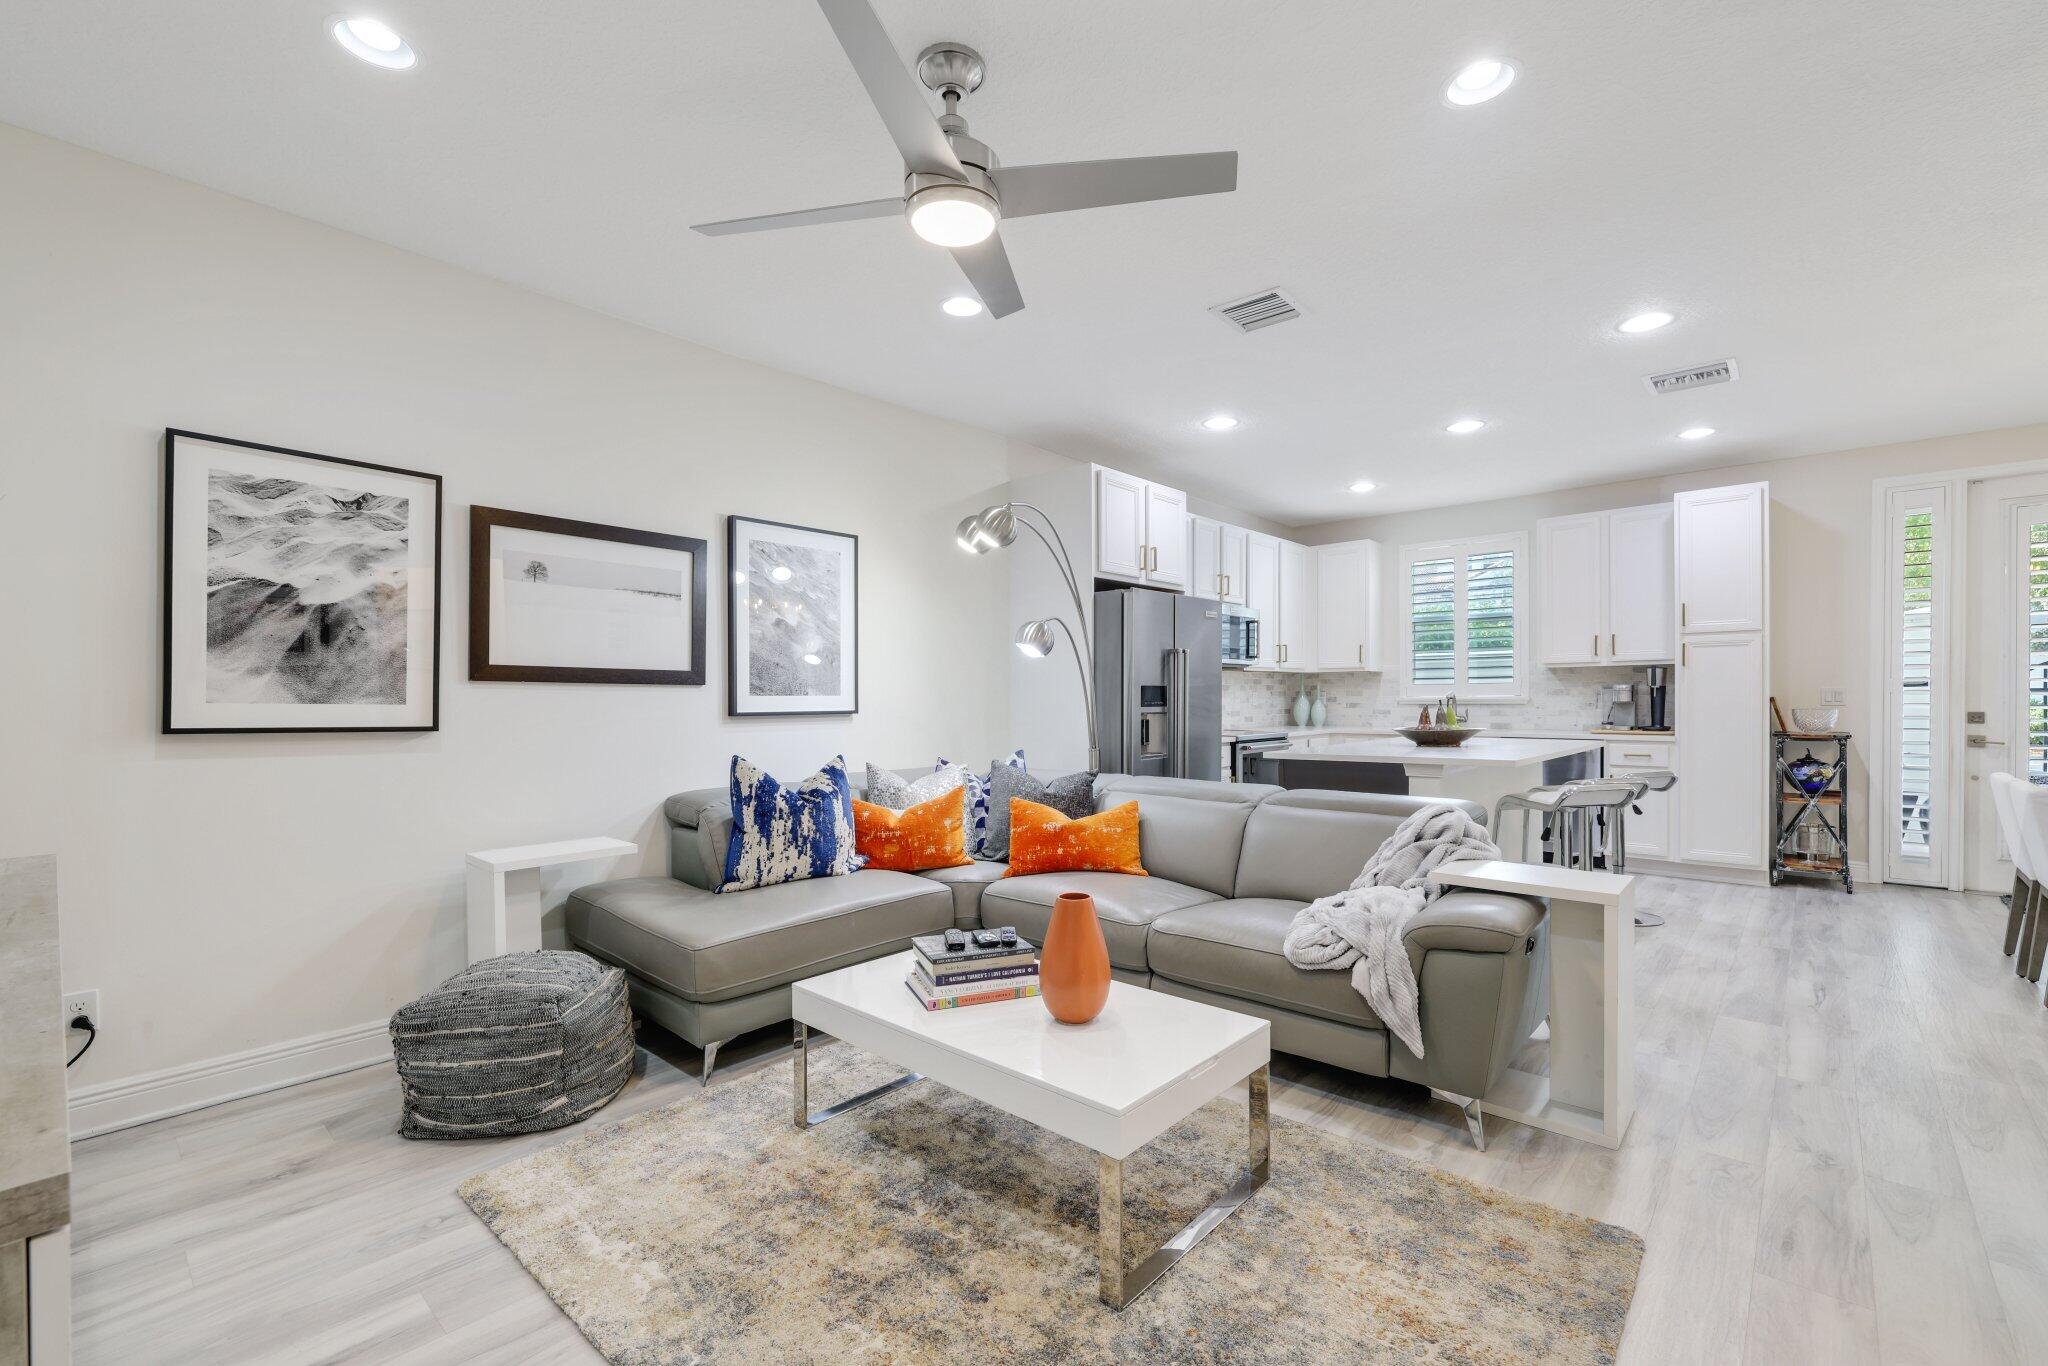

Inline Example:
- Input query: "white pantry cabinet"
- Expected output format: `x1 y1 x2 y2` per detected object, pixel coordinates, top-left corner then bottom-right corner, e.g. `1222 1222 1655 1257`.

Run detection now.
1675 482 1767 634
1093 466 1188 590
1535 504 1673 666
1675 631 1768 867
1314 538 1384 670
1276 540 1317 671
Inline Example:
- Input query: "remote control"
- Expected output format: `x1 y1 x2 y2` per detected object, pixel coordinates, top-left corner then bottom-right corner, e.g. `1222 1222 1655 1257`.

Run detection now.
998 927 1018 947
973 930 1000 948
944 929 967 951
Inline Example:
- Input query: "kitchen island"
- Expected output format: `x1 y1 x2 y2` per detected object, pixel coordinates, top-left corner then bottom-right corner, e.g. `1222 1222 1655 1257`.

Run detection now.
1261 735 1604 826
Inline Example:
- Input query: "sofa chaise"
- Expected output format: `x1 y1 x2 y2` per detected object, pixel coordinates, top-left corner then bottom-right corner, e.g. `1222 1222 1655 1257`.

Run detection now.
566 771 1548 1145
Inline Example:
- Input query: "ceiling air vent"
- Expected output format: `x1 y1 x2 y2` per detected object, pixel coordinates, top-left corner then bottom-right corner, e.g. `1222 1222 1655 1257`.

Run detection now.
1644 358 1739 396
1210 288 1302 334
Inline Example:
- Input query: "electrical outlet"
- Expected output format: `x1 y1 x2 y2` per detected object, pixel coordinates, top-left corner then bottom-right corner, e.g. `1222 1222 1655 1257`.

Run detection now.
1821 688 1845 705
62 988 100 1031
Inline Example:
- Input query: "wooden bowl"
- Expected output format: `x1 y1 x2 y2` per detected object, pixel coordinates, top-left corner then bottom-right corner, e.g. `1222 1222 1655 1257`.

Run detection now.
1396 725 1485 747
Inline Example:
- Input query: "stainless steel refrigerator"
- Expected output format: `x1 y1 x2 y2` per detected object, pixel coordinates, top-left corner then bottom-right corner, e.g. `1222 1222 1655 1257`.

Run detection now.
1093 588 1223 780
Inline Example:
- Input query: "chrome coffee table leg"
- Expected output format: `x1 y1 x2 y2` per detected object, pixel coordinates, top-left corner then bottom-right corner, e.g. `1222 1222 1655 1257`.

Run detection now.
790 1021 923 1130
1096 1064 1271 1310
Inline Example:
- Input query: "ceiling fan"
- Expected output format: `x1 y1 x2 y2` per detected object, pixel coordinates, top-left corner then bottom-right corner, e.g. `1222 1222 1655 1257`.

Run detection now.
690 0 1239 318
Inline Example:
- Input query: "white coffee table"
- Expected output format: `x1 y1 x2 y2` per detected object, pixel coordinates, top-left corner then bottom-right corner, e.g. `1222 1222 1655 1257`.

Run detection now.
790 950 1272 1310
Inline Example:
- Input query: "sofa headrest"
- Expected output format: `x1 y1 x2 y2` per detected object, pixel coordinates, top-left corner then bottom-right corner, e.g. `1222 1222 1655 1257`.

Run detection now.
1260 790 1486 823
1234 791 1490 903
1093 773 1279 809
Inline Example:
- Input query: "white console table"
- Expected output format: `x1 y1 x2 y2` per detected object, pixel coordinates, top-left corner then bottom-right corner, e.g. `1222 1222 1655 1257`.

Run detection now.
465 838 638 963
1428 860 1636 1148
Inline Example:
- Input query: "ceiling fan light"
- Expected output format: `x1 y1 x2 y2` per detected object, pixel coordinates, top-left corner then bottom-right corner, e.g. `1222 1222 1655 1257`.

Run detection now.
907 183 998 247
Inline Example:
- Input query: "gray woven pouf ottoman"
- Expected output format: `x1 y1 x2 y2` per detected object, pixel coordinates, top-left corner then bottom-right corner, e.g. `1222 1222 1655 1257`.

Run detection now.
391 950 634 1140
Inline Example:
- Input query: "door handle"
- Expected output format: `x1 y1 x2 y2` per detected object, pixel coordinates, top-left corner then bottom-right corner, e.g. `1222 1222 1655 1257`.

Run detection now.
1168 647 1190 776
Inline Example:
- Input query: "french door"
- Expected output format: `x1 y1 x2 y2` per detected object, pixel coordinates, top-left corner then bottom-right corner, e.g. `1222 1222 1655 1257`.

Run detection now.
1882 486 1950 885
1960 474 2048 890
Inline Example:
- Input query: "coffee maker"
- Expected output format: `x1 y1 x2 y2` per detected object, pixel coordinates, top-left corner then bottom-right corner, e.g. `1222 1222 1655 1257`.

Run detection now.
1644 665 1670 729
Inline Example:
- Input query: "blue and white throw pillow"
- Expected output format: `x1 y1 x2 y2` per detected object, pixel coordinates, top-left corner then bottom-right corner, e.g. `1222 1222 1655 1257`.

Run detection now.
720 755 863 893
936 750 1026 857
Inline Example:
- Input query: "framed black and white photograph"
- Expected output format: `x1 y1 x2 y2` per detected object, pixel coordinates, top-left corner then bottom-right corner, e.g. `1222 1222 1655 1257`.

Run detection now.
726 515 858 716
161 429 442 734
469 506 707 685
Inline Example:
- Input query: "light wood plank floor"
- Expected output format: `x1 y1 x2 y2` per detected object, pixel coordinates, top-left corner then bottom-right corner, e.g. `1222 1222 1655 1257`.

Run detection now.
69 877 2048 1363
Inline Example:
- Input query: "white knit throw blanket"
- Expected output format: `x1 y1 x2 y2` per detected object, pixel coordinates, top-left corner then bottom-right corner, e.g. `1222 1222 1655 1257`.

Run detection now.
1281 803 1500 1058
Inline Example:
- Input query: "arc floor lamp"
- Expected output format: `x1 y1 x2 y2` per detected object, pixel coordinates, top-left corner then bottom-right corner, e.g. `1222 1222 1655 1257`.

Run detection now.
956 502 1100 769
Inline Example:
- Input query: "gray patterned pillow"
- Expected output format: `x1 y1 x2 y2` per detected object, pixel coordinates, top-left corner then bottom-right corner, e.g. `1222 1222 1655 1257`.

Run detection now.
985 768 1098 861
864 763 967 811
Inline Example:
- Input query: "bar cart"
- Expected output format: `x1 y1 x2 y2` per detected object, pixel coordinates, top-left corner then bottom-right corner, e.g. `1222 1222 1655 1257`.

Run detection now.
1772 730 1852 892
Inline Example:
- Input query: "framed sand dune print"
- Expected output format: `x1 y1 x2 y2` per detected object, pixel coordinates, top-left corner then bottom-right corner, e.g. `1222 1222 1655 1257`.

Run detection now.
161 429 442 734
468 506 707 686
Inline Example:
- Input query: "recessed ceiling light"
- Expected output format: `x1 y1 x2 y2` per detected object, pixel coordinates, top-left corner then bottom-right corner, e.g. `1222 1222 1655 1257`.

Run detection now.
1444 58 1516 107
330 15 416 68
1677 426 1716 441
941 295 983 317
1444 418 1487 435
1201 415 1240 432
1617 310 1675 334
1347 480 1377 494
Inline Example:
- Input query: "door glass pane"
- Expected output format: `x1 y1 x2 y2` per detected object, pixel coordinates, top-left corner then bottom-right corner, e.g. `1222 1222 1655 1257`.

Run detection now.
1410 557 1455 687
2030 520 2048 782
1897 508 1933 863
1465 549 1516 686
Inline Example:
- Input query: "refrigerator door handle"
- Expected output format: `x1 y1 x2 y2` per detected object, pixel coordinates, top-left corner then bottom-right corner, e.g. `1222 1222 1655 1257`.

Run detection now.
1168 647 1189 776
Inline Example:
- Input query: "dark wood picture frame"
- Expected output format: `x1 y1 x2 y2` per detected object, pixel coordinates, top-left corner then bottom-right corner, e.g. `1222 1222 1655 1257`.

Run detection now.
161 428 443 735
469 506 708 686
726 514 860 718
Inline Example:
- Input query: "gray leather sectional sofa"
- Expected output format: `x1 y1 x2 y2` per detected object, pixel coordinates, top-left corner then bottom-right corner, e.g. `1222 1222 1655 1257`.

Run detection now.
567 772 1548 1144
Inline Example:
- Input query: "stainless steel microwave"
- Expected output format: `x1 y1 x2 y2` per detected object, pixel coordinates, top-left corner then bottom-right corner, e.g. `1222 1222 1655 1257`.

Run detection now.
1219 603 1260 667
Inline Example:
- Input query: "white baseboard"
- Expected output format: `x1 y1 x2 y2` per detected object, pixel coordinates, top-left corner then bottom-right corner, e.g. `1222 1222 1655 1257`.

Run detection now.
67 1018 392 1140
1627 858 1872 889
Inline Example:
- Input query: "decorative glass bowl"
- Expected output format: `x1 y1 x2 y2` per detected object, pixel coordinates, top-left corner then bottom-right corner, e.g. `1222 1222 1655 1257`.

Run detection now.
1789 707 1841 732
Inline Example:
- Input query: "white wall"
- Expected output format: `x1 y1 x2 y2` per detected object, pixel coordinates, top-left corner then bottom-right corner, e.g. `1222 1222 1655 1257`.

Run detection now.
0 125 1053 1108
1294 422 2048 874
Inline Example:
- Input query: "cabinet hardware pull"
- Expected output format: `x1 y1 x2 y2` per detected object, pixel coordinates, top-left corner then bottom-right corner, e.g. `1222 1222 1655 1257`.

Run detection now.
1358 643 1364 664
1682 642 1688 666
1611 632 1616 654
1593 633 1599 656
1681 602 1687 628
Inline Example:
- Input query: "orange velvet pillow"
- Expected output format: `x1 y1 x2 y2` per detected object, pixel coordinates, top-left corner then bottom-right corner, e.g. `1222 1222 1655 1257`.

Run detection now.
1002 798 1147 878
853 788 973 872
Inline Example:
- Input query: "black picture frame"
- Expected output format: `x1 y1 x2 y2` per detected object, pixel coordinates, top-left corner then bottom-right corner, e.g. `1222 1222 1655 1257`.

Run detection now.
469 505 708 686
161 428 443 734
725 514 860 717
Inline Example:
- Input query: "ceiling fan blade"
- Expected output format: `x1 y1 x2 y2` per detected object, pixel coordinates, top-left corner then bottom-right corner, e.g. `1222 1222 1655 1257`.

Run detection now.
950 231 1025 318
691 197 901 237
996 152 1238 219
814 0 965 179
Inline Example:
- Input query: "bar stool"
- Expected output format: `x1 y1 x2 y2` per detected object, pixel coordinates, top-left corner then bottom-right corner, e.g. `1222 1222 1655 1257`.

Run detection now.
1989 772 2033 963
1615 770 1676 927
1494 778 1663 925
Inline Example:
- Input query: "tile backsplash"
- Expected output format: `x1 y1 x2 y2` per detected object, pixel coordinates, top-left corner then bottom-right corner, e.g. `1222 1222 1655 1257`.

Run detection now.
1222 664 1650 732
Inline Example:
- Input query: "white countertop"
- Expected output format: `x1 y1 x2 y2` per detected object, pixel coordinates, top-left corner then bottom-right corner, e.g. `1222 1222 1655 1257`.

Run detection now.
1269 735 1605 767
1267 725 1673 742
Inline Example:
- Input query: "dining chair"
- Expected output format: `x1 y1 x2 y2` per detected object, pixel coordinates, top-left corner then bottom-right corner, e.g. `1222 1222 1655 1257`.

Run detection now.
1991 772 2033 962
2016 778 2048 988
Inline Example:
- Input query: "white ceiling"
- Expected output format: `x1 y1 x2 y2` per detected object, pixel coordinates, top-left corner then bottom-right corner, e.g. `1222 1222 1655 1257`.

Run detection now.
5 2 2047 522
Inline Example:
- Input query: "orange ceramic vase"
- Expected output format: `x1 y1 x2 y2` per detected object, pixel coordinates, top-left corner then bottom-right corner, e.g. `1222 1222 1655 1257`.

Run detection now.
1040 891 1111 1024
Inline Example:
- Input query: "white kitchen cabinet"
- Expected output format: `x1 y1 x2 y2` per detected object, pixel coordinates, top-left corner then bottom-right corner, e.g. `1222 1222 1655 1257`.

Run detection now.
1190 515 1222 599
1604 739 1674 860
1535 504 1673 666
1314 539 1383 670
1244 532 1280 668
1277 540 1317 671
1095 467 1147 582
1676 482 1767 634
1092 466 1187 589
1676 631 1767 867
1143 483 1189 589
1218 523 1248 604
1536 514 1606 665
1606 504 1675 661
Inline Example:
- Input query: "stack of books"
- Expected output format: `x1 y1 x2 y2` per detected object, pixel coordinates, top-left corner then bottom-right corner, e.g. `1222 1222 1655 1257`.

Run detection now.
906 930 1040 1011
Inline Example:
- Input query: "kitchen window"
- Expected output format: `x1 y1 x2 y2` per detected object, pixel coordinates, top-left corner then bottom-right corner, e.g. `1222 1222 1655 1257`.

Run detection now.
1398 532 1528 701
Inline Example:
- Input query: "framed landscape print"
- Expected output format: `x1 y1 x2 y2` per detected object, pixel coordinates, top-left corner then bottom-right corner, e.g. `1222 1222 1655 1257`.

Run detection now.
161 429 442 734
726 515 858 716
469 506 707 685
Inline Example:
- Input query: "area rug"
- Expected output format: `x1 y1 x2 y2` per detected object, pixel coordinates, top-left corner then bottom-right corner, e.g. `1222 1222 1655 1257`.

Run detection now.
459 1049 1642 1363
